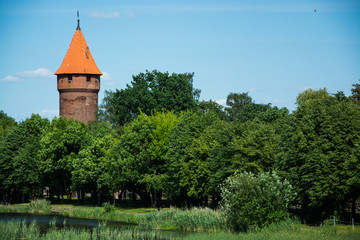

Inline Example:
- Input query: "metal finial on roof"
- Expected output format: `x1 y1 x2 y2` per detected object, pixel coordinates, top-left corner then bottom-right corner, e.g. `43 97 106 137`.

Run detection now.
76 10 81 30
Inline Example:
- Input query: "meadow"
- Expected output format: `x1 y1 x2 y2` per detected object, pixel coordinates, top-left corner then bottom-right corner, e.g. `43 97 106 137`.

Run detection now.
0 201 359 239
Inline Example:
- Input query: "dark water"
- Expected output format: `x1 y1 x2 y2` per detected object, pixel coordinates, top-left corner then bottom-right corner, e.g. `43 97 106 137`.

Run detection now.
0 212 133 228
0 212 193 238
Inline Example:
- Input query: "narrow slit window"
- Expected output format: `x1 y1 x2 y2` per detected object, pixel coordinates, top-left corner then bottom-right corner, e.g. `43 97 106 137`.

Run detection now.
68 75 72 83
87 76 91 82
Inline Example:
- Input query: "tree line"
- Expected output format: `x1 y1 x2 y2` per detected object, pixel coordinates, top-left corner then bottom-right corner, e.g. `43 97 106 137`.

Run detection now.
1 70 360 221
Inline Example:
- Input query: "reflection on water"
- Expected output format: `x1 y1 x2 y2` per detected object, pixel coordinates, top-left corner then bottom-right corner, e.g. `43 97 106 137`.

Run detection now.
0 212 133 228
0 212 193 239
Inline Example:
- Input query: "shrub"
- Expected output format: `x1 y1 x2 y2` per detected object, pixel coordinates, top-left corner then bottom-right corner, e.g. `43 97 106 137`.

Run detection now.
220 171 294 232
102 202 114 213
27 199 51 214
138 207 228 232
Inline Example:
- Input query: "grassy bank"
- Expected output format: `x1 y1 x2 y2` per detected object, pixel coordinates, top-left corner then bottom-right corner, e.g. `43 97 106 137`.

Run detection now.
138 207 228 232
1 202 359 239
1 219 359 240
0 219 164 240
0 201 153 224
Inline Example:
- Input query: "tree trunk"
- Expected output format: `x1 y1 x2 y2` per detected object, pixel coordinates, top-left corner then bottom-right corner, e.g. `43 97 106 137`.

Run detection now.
150 190 154 208
352 197 356 217
98 189 101 206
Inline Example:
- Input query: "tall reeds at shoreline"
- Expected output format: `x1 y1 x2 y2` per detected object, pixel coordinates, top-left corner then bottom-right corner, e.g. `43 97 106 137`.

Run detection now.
0 220 164 240
27 199 51 214
138 207 228 232
1 218 359 240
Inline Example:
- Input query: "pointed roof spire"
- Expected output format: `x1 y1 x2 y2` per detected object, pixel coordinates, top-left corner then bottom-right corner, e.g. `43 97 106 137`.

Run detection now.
55 12 102 75
76 10 81 30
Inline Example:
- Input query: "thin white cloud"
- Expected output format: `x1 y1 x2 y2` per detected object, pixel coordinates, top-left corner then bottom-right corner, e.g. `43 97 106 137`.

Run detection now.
215 99 227 105
101 72 111 81
0 75 21 82
37 109 59 119
268 99 285 104
18 68 53 79
101 72 115 85
88 11 120 18
292 86 316 91
38 109 58 114
1 68 54 82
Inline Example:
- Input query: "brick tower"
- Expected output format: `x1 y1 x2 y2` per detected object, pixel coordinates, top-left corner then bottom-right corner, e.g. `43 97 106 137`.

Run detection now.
55 16 102 123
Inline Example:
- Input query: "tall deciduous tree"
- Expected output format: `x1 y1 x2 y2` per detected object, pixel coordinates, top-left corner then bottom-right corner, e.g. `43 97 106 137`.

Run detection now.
71 122 116 204
112 110 180 207
0 110 16 139
165 111 219 205
230 121 277 174
199 100 226 120
276 89 360 219
225 92 271 122
39 117 86 202
0 114 49 202
351 80 360 104
99 70 200 127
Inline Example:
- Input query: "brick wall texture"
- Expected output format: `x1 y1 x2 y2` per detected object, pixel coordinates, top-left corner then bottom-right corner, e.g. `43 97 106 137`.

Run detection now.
57 74 100 123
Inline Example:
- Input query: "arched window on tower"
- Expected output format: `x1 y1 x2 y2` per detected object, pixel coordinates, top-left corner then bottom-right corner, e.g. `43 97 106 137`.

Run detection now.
87 75 91 82
68 75 72 83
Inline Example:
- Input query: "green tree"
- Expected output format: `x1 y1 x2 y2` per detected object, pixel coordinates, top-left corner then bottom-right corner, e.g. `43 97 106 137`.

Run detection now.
225 92 271 122
276 89 360 219
165 111 219 205
351 80 360 104
71 122 116 204
230 121 277 173
199 100 226 120
346 143 360 216
38 117 86 202
0 114 49 202
0 110 16 139
99 70 200 127
186 120 234 206
112 110 180 207
220 171 294 232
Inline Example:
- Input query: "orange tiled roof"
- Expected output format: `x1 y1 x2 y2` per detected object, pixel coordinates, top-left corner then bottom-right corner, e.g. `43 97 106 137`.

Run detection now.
55 28 102 75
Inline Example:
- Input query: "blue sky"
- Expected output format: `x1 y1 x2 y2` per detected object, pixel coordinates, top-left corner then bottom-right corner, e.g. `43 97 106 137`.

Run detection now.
0 0 359 122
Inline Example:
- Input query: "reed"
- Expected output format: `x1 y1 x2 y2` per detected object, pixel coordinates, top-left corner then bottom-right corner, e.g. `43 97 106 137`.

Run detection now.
0 204 27 213
1 219 359 240
27 199 51 214
138 207 229 232
0 220 166 240
67 208 138 223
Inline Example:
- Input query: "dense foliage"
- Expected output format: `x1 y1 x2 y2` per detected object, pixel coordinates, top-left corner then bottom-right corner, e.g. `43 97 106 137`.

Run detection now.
276 88 360 219
1 70 359 229
220 171 294 231
99 70 200 127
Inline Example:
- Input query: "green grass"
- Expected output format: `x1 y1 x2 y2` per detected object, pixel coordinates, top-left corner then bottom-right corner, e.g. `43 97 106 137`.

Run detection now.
1 219 359 240
0 220 164 240
27 199 51 214
0 202 155 223
1 203 359 239
138 207 229 232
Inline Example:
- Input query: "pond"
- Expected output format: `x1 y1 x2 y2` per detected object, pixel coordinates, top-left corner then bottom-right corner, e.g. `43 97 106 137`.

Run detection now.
0 212 198 239
0 212 133 228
